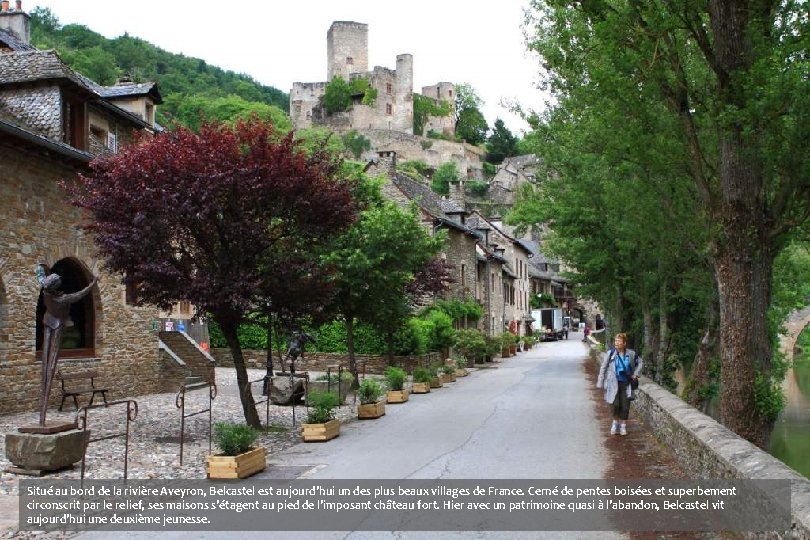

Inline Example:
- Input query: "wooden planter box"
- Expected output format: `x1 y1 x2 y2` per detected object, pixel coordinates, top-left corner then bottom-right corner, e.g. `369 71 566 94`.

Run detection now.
455 369 469 377
302 419 340 442
387 390 409 403
440 373 456 384
206 447 266 479
358 400 385 419
411 382 431 394
429 377 443 389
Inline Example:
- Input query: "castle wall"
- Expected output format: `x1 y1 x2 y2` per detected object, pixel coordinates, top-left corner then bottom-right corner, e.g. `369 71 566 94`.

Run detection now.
394 54 413 134
290 81 327 129
421 82 455 136
327 21 368 81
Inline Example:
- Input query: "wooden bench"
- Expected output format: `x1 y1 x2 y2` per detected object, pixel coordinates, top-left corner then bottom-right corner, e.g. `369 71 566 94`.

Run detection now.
57 370 109 411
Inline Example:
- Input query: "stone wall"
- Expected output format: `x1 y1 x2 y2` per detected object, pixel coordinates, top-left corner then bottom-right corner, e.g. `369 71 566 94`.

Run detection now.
589 349 810 537
210 348 441 374
327 21 368 81
0 144 177 416
360 129 484 177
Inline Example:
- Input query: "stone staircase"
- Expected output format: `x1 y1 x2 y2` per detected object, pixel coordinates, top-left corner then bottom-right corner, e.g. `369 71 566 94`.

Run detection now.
158 331 215 388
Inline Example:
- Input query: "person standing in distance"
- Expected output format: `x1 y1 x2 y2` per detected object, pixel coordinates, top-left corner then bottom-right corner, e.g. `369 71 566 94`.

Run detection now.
596 333 642 436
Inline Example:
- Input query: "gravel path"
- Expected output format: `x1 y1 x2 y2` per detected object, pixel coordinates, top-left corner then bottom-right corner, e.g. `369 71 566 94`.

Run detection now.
0 367 360 497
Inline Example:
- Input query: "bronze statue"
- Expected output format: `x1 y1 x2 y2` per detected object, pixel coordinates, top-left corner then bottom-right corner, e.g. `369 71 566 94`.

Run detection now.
36 264 97 426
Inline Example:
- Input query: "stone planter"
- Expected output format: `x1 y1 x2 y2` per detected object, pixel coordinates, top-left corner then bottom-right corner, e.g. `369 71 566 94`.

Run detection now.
358 401 385 419
440 373 456 384
455 369 469 377
5 429 89 474
386 390 409 403
302 419 340 442
411 382 430 394
429 377 443 389
205 447 266 479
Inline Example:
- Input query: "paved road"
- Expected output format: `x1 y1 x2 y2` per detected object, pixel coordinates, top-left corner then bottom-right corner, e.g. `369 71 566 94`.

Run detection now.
77 338 624 539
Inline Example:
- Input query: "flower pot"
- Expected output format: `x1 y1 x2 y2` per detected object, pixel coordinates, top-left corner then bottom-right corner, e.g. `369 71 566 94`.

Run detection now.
206 447 266 479
386 390 409 403
429 377 443 389
358 400 385 419
455 369 469 377
302 419 340 442
440 373 456 384
411 382 430 394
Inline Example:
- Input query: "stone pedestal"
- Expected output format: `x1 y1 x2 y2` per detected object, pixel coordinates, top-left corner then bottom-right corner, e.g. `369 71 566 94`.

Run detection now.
5 429 89 475
269 377 305 405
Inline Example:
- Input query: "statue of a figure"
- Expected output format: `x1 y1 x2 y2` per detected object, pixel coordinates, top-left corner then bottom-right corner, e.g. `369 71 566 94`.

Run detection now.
286 330 314 365
36 264 97 426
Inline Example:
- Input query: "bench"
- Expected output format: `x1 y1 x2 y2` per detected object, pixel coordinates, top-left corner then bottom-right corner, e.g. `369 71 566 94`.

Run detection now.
57 370 109 411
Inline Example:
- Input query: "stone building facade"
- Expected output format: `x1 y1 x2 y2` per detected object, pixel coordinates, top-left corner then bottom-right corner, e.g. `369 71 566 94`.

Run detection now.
0 6 212 417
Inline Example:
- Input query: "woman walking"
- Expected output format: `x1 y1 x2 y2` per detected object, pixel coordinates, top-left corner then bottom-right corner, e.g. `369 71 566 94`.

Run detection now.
596 333 642 436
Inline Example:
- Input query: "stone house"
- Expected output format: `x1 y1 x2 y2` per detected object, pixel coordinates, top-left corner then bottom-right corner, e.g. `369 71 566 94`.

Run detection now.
0 4 213 417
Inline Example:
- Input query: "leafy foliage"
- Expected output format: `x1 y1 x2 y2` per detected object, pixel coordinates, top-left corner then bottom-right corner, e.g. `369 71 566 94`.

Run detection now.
413 93 453 136
411 367 432 383
485 119 518 164
305 391 340 424
213 422 260 456
384 367 407 391
357 378 384 405
454 83 488 145
431 162 460 195
67 120 357 427
324 76 352 114
342 130 372 159
29 8 288 127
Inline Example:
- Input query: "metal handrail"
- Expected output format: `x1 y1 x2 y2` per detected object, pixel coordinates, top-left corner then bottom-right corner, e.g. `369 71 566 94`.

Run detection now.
175 381 217 465
75 399 138 484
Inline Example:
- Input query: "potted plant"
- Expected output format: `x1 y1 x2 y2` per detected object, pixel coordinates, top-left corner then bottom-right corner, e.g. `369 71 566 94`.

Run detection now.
385 366 409 403
428 363 443 388
357 378 386 419
454 357 469 377
411 367 432 394
302 391 341 442
439 363 456 384
205 422 265 479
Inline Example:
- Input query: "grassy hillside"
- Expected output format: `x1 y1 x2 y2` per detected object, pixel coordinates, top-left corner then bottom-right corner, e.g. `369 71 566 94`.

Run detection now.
29 7 289 128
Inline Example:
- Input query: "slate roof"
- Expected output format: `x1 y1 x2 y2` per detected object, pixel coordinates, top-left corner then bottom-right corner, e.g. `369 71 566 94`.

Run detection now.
99 81 163 104
391 173 480 239
0 103 92 162
0 50 93 92
0 27 35 51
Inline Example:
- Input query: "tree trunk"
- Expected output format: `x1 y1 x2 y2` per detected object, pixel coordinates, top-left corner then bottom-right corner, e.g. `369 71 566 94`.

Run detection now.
684 293 719 411
219 318 261 428
345 315 360 389
642 302 655 363
386 331 395 364
655 285 670 385
709 0 777 448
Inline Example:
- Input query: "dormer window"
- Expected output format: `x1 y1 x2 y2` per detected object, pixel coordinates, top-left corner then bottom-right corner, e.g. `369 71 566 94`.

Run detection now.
145 102 154 125
62 96 87 150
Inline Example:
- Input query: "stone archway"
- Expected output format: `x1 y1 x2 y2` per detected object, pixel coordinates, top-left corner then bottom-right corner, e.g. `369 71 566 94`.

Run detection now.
36 258 98 359
781 305 810 360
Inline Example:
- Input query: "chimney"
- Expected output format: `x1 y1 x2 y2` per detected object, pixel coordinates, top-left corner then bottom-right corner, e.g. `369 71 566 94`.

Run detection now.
0 0 30 45
448 180 466 208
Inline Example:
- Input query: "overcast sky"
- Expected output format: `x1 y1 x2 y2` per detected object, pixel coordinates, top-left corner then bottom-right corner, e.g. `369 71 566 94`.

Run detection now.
29 0 547 135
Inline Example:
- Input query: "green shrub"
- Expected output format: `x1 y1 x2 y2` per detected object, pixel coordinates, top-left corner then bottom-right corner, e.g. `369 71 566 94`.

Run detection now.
453 328 487 361
428 363 442 378
384 366 407 391
342 129 371 158
305 391 340 424
324 76 352 114
468 180 489 196
455 357 468 370
412 367 432 383
213 422 260 456
315 371 353 384
357 378 384 405
441 364 455 375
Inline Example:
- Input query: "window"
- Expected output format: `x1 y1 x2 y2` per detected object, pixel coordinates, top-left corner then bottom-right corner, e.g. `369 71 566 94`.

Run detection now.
62 97 87 150
179 301 191 315
125 280 140 305
437 88 441 98
107 133 118 153
145 103 154 124
346 57 354 65
386 82 392 94
386 103 393 115
461 264 466 287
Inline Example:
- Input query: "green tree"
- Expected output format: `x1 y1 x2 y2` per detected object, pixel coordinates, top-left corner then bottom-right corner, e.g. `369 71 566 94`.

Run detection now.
431 162 459 195
324 201 444 386
486 118 518 164
454 83 488 145
324 76 352 114
524 0 810 445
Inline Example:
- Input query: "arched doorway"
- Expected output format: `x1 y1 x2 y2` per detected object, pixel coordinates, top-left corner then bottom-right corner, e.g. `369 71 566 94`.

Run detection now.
36 259 96 358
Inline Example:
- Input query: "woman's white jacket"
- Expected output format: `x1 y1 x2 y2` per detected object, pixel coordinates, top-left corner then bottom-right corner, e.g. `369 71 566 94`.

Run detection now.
596 348 643 403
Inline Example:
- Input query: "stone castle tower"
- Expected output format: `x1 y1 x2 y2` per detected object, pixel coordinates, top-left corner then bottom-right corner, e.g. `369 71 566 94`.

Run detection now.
291 21 437 136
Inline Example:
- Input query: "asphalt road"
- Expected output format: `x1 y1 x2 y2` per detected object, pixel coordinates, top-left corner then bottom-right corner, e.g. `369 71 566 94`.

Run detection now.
76 337 625 539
